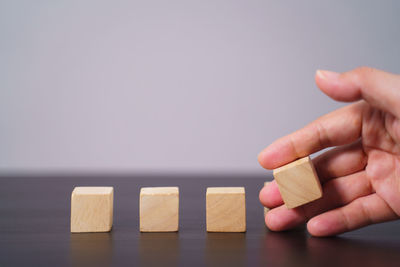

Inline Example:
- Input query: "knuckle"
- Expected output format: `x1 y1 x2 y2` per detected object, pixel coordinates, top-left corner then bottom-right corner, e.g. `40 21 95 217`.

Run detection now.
340 208 352 231
360 199 374 224
351 66 374 84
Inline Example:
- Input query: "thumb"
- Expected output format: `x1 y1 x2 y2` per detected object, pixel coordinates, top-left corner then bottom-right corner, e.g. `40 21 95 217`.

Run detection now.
315 67 400 118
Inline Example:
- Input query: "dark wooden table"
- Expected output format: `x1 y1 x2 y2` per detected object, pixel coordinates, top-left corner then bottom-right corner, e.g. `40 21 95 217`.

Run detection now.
1 174 400 266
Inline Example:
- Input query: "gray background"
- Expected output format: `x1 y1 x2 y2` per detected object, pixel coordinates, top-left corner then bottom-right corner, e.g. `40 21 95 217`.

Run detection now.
1 0 399 174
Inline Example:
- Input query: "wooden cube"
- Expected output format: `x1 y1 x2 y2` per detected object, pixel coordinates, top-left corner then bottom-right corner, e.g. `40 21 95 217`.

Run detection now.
71 187 114 233
273 156 322 209
206 187 246 232
140 187 179 232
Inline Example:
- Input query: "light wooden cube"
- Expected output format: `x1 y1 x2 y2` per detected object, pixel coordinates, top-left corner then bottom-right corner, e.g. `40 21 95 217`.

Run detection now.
206 187 246 232
71 187 114 233
140 187 179 232
263 182 270 216
273 156 323 209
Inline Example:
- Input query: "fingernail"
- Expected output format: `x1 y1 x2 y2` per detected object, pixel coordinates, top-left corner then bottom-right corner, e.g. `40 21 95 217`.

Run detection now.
316 70 340 80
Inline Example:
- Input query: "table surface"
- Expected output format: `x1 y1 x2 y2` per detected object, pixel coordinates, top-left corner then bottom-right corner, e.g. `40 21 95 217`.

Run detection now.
1 174 400 267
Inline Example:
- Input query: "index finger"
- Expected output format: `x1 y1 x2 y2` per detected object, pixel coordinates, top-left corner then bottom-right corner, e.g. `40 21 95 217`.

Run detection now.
258 102 364 170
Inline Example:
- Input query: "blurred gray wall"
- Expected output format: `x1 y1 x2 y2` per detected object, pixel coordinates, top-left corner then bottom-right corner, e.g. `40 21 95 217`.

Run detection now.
1 0 399 174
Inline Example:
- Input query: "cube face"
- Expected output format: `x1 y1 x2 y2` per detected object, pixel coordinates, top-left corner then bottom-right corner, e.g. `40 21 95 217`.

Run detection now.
206 187 246 232
140 187 179 232
273 156 322 209
70 187 114 233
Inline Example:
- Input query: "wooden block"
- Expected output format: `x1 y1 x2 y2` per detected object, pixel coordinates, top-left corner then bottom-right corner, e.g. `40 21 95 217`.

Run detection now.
140 187 179 232
71 187 114 233
273 156 322 209
206 187 246 232
263 182 270 216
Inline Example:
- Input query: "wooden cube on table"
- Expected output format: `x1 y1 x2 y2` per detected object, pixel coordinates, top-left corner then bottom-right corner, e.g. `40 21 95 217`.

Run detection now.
273 156 322 209
140 187 179 232
70 187 114 233
206 187 246 232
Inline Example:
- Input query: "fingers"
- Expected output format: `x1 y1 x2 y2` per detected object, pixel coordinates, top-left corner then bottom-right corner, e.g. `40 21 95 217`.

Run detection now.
313 140 367 183
259 180 283 208
259 67 400 170
307 193 399 236
258 102 363 170
316 67 400 118
265 171 372 231
260 140 367 210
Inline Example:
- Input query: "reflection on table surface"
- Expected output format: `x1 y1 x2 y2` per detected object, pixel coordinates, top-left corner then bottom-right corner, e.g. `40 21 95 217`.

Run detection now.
260 229 400 266
139 233 180 266
2 176 400 266
70 233 113 266
206 233 246 266
68 228 400 266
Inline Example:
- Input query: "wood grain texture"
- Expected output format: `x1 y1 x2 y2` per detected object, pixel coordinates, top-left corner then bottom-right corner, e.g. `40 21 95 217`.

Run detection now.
206 187 246 232
273 156 322 209
70 187 113 233
140 187 179 232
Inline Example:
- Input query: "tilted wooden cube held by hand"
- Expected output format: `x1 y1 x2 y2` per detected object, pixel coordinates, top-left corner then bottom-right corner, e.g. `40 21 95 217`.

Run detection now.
70 187 114 233
273 156 323 209
206 187 246 232
140 187 179 232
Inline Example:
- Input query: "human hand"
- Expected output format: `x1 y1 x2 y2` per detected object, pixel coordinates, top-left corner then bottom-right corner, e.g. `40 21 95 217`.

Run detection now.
258 67 400 236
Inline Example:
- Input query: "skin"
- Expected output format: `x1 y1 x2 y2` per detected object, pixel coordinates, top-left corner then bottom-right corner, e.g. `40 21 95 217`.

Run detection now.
258 67 400 237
